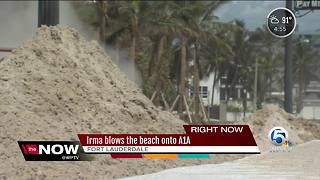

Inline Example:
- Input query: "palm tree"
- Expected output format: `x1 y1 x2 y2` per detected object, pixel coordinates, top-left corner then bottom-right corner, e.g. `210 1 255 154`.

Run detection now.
82 1 237 120
151 1 203 115
127 1 140 62
192 42 202 122
101 1 148 62
250 25 282 98
199 28 233 108
170 1 231 120
195 1 228 120
141 1 176 106
249 25 291 109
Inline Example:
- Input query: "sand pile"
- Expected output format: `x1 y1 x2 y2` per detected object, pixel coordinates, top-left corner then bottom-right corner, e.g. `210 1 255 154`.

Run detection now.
2 26 246 180
241 105 320 151
0 26 201 179
0 26 185 135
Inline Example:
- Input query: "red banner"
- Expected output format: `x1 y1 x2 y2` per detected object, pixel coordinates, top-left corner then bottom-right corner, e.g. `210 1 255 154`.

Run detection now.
78 125 257 146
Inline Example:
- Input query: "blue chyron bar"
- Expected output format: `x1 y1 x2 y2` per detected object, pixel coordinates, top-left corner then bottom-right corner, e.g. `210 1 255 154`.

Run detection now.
178 154 210 158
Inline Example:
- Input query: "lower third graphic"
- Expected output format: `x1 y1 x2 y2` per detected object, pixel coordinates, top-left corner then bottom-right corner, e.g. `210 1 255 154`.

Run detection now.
18 141 90 161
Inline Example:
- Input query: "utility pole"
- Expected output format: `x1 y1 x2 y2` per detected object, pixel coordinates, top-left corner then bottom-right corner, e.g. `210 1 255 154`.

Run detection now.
284 0 293 113
253 57 258 111
38 0 59 27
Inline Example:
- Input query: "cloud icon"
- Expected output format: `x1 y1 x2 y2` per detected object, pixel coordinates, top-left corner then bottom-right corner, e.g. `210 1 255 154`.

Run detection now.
270 15 279 24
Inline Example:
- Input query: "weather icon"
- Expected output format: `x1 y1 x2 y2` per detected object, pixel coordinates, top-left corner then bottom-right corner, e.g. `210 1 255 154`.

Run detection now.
269 15 279 24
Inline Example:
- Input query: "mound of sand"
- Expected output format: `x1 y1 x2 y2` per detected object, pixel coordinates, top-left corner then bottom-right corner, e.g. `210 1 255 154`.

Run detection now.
1 26 246 180
241 105 320 151
0 26 194 179
0 26 184 136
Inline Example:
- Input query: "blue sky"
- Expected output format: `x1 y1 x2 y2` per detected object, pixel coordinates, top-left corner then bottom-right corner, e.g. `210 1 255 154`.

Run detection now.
215 1 320 34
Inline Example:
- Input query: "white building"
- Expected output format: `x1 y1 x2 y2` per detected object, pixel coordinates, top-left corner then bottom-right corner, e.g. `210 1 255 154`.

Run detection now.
199 71 220 106
198 71 250 107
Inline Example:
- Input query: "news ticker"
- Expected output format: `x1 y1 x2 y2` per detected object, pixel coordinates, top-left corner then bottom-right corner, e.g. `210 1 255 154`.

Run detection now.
18 125 260 161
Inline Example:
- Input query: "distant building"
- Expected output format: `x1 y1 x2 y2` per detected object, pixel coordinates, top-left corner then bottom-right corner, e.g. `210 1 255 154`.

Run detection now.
198 71 220 106
192 71 250 106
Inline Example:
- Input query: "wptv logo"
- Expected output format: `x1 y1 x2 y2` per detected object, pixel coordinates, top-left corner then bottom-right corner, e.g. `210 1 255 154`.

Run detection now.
18 141 88 161
268 127 293 152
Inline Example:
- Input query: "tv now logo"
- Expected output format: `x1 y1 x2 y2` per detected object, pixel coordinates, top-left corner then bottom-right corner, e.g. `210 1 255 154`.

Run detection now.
21 144 79 155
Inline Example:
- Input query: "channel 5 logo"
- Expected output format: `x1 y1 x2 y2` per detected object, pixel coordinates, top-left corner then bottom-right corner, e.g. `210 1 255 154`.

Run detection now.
268 127 288 146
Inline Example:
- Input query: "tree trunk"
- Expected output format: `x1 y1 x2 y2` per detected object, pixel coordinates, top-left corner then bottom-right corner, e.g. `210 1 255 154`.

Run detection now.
178 36 187 115
193 44 201 123
226 66 238 103
115 41 120 64
129 36 136 62
154 35 166 106
97 1 107 42
269 74 273 97
211 65 218 107
241 87 247 117
129 15 138 62
148 36 158 76
297 65 305 113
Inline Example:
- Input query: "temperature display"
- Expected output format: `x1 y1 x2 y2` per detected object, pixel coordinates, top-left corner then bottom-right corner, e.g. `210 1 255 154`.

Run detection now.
267 7 296 38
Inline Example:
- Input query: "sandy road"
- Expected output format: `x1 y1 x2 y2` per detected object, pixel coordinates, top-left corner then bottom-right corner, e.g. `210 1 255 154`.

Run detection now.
123 140 320 180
